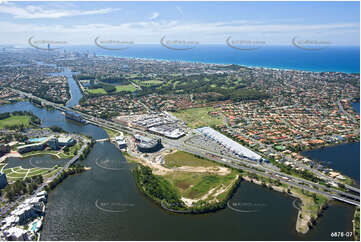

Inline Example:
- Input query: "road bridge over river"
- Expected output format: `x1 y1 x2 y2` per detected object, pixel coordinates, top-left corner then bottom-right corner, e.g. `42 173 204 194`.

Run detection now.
11 88 360 207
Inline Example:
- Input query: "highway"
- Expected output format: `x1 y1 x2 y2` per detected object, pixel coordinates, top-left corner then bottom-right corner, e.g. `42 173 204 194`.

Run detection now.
10 88 360 207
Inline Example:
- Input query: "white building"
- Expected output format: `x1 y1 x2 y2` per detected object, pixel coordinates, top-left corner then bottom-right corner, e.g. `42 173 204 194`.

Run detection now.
4 227 29 240
58 135 76 147
197 127 262 161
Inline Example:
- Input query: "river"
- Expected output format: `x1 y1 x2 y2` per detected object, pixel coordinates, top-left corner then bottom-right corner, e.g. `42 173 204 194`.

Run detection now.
1 65 356 240
48 66 82 108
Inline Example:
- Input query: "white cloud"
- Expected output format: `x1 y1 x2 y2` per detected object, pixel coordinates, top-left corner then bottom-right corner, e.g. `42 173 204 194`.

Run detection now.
149 12 159 20
175 6 183 16
0 4 118 19
0 19 358 46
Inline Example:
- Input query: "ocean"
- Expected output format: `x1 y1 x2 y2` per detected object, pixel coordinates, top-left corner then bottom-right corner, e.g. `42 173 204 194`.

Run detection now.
64 45 360 73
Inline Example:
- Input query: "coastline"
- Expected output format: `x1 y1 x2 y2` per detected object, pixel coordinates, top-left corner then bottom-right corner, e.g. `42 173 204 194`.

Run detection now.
53 43 360 73
98 53 360 74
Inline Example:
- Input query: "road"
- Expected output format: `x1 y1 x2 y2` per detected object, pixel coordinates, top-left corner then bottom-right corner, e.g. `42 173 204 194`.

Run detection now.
0 135 89 217
10 88 360 207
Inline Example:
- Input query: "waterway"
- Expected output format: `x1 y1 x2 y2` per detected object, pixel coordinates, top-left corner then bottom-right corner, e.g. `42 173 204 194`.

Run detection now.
303 142 360 185
1 62 357 240
5 155 69 169
48 67 82 108
302 103 360 185
0 101 355 240
0 102 106 140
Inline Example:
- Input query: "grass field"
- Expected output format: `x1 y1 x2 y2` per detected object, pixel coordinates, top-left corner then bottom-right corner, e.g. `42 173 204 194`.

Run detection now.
163 150 239 199
87 88 107 94
140 80 163 86
163 169 239 200
0 115 31 129
164 151 218 168
4 165 62 182
22 141 82 159
104 128 121 139
171 107 224 128
115 84 137 92
87 84 137 94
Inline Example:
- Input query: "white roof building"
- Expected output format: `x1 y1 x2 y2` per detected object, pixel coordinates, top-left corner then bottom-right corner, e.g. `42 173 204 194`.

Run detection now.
197 127 262 161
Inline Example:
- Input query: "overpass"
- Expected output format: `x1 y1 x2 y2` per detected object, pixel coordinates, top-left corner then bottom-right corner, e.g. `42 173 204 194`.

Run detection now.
10 88 360 207
332 196 360 206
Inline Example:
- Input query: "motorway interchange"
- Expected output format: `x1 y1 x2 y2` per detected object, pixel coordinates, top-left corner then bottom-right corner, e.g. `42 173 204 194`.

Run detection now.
11 88 361 207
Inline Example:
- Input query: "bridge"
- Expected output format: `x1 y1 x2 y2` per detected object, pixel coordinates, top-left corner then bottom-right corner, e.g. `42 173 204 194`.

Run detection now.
10 88 361 207
95 138 109 142
332 196 360 206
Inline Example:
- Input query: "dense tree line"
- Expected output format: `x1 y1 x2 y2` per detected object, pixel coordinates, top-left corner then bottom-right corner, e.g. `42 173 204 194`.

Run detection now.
78 139 94 161
188 175 241 214
3 175 43 201
1 111 41 131
98 75 129 85
49 125 65 133
45 165 85 191
0 112 10 120
133 165 185 209
73 74 96 80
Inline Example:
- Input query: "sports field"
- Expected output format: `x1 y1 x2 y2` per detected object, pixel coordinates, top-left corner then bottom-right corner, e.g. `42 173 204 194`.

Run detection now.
0 115 31 129
171 107 224 128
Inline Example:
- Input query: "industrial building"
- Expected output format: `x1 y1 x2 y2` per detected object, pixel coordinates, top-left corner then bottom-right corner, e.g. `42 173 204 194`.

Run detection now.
134 134 162 153
130 113 186 139
197 127 262 162
148 124 185 139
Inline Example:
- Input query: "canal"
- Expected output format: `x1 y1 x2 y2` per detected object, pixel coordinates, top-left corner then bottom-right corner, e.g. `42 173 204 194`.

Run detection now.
0 100 355 240
302 102 360 185
1 65 357 240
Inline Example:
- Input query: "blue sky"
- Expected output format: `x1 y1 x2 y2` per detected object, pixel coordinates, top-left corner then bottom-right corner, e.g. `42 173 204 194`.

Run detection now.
0 1 359 46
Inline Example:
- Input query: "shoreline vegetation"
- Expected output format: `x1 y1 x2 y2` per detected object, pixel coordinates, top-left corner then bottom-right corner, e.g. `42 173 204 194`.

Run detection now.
133 164 241 214
240 173 328 234
44 165 86 192
213 126 358 187
128 149 329 234
0 111 41 129
354 207 360 241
